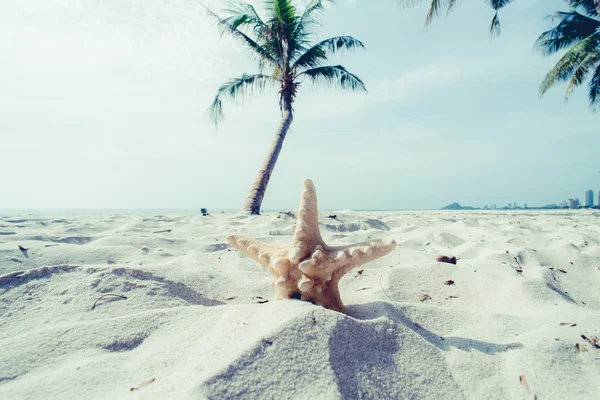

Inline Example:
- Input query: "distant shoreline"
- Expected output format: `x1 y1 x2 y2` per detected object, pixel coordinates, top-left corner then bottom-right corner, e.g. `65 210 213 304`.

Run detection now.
1 207 599 217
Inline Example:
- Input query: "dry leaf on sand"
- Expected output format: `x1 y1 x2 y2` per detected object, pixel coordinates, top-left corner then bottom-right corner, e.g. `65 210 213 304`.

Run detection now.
130 377 156 391
436 255 457 265
575 343 587 353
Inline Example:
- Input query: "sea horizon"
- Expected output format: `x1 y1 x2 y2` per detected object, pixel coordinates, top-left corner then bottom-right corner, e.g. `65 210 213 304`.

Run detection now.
0 207 433 216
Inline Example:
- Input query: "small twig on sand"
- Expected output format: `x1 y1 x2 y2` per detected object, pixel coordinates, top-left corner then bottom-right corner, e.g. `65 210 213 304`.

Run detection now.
153 229 172 234
506 250 523 273
91 294 128 310
513 256 523 273
379 275 393 302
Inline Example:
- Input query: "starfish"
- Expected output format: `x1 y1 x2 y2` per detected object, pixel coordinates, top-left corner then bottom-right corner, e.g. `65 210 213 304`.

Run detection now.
227 179 397 313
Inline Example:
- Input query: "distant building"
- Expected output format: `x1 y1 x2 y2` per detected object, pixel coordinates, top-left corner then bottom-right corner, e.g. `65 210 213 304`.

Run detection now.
585 189 594 207
558 200 568 208
524 203 528 209
513 202 517 209
492 204 497 210
568 198 580 209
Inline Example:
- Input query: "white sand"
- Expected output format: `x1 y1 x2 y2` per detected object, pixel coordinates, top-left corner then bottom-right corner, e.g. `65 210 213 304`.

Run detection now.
1 210 599 399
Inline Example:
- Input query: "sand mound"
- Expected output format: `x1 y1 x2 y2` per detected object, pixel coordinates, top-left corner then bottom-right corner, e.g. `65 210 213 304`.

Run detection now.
1 210 600 399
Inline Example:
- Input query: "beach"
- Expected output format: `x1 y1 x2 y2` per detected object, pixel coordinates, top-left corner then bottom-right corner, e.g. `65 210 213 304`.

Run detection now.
1 210 599 399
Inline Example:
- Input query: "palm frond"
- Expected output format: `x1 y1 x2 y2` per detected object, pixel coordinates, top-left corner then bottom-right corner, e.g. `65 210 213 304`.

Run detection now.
399 1 481 25
261 0 301 70
485 0 514 10
425 0 446 24
535 11 600 55
588 62 600 107
208 74 275 125
297 0 332 27
205 6 280 70
566 50 600 97
489 12 501 38
299 65 367 91
222 1 267 34
291 0 333 56
566 0 600 18
398 0 519 37
271 0 298 24
267 0 298 35
396 0 425 7
539 33 600 95
293 36 365 70
485 1 514 38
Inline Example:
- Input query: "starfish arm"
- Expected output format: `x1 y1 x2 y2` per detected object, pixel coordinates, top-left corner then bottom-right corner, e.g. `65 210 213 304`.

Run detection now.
330 237 397 276
227 234 286 268
292 179 323 248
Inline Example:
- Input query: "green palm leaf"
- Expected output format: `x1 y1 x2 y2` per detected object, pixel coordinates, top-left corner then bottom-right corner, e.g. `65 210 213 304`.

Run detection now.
535 11 600 55
299 65 367 91
485 0 514 10
485 1 514 37
539 33 600 95
489 12 501 38
205 7 280 70
291 0 333 57
567 0 600 18
222 1 267 35
588 62 600 106
566 49 600 96
267 0 299 44
270 0 298 25
297 0 332 27
293 36 365 69
208 74 276 125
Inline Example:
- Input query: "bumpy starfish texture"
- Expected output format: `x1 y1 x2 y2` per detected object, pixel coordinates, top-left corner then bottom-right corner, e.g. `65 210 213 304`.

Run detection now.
227 179 397 313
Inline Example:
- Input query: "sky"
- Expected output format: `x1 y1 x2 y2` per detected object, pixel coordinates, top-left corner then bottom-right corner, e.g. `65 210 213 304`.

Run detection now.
1 0 598 211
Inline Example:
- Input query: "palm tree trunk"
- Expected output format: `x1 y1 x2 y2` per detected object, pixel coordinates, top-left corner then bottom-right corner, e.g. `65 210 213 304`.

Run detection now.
241 101 294 214
595 0 600 17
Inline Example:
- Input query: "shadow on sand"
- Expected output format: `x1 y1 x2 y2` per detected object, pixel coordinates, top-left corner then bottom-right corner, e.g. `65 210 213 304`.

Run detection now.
345 301 522 355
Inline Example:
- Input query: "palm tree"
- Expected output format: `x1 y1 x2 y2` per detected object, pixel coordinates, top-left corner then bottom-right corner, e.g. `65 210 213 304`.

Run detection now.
206 0 366 215
398 1 600 38
399 0 600 107
397 0 519 37
536 1 600 108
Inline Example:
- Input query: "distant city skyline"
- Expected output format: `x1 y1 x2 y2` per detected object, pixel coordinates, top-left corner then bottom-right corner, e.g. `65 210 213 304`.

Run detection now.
468 188 599 210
